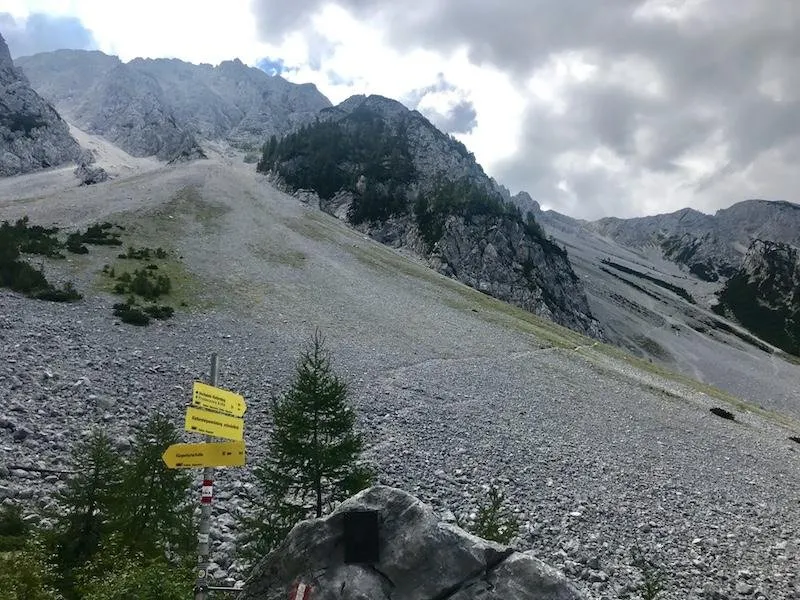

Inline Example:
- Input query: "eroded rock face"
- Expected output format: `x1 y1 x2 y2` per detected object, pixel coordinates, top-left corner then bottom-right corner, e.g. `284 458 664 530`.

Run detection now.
0 33 81 176
241 486 584 600
432 215 602 337
715 239 800 355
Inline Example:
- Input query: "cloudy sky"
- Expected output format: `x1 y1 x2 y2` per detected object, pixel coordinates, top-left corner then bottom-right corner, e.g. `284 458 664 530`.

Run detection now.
3 1 798 219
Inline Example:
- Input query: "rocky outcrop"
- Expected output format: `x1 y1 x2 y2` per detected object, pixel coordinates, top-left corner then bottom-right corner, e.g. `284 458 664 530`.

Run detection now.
0 33 81 176
241 486 584 600
73 162 108 185
714 239 800 355
431 215 602 337
16 50 331 154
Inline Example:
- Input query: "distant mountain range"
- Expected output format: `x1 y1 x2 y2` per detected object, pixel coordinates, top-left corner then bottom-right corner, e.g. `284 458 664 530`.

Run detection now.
15 49 331 159
3 40 799 359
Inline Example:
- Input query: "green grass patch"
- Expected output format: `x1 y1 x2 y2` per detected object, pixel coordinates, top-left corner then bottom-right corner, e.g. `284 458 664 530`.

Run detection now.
251 241 307 268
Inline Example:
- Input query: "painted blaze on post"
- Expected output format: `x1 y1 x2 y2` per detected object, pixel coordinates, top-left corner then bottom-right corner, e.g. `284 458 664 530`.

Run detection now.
290 581 312 600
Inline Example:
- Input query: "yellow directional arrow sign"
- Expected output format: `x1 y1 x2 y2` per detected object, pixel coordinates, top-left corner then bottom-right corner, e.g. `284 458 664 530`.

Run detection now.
192 381 246 417
162 441 246 469
185 406 244 441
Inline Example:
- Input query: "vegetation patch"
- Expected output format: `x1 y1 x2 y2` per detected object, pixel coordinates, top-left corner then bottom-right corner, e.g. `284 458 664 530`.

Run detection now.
67 222 124 254
117 246 168 260
601 259 695 304
103 258 176 325
0 504 29 552
0 218 82 302
710 406 736 421
789 436 800 444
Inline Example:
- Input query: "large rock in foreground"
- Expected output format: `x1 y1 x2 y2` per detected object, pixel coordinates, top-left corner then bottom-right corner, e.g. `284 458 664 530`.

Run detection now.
241 486 584 600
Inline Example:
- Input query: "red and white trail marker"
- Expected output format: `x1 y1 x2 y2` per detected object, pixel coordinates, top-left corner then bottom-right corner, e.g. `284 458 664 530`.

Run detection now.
290 581 312 600
201 480 213 504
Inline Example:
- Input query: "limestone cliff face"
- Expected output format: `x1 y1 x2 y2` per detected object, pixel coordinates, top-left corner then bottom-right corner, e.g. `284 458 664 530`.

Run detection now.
430 215 602 337
0 33 81 176
714 239 800 355
71 63 203 160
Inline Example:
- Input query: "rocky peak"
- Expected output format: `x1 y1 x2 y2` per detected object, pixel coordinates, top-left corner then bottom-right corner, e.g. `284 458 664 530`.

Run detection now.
0 32 16 82
0 33 82 176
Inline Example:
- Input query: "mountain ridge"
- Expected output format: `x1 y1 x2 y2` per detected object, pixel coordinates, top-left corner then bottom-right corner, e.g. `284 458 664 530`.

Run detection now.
15 49 332 158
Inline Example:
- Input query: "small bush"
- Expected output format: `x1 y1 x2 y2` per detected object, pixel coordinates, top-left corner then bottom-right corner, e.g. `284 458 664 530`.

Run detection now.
710 407 735 421
459 484 520 544
789 436 800 444
66 233 89 254
143 304 174 320
0 504 29 552
79 224 123 247
33 281 82 303
0 539 61 600
631 546 666 600
112 302 151 326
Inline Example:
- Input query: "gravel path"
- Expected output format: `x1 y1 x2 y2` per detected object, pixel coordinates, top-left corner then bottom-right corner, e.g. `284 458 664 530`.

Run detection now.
1 153 799 599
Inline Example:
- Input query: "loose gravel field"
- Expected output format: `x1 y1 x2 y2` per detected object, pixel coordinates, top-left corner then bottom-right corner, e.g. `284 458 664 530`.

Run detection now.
1 144 799 599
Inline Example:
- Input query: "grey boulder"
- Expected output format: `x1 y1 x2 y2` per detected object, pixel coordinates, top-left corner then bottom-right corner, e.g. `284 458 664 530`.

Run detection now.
241 486 584 600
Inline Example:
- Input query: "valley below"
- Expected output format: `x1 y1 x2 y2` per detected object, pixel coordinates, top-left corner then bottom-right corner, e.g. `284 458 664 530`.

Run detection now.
1 144 800 599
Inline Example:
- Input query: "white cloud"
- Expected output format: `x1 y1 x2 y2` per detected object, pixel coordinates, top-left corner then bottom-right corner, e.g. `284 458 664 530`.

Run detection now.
9 0 797 220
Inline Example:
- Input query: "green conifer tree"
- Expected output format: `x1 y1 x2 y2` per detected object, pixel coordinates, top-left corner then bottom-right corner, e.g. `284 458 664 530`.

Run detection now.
241 329 372 559
113 413 193 557
50 429 124 598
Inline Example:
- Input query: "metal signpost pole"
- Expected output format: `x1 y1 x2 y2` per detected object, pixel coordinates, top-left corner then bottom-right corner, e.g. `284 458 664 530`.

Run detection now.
195 352 218 600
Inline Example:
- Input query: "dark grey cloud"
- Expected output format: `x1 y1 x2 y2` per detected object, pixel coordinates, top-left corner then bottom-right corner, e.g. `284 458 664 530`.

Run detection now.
422 99 478 134
0 12 97 58
403 74 478 134
250 0 800 217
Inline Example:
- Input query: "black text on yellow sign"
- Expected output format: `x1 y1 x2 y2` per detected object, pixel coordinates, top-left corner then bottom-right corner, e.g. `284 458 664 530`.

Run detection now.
192 381 246 417
184 406 244 441
162 441 246 468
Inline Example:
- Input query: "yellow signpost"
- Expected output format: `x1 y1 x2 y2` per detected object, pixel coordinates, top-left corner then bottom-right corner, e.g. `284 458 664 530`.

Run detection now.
162 441 246 468
184 406 244 441
192 381 246 417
